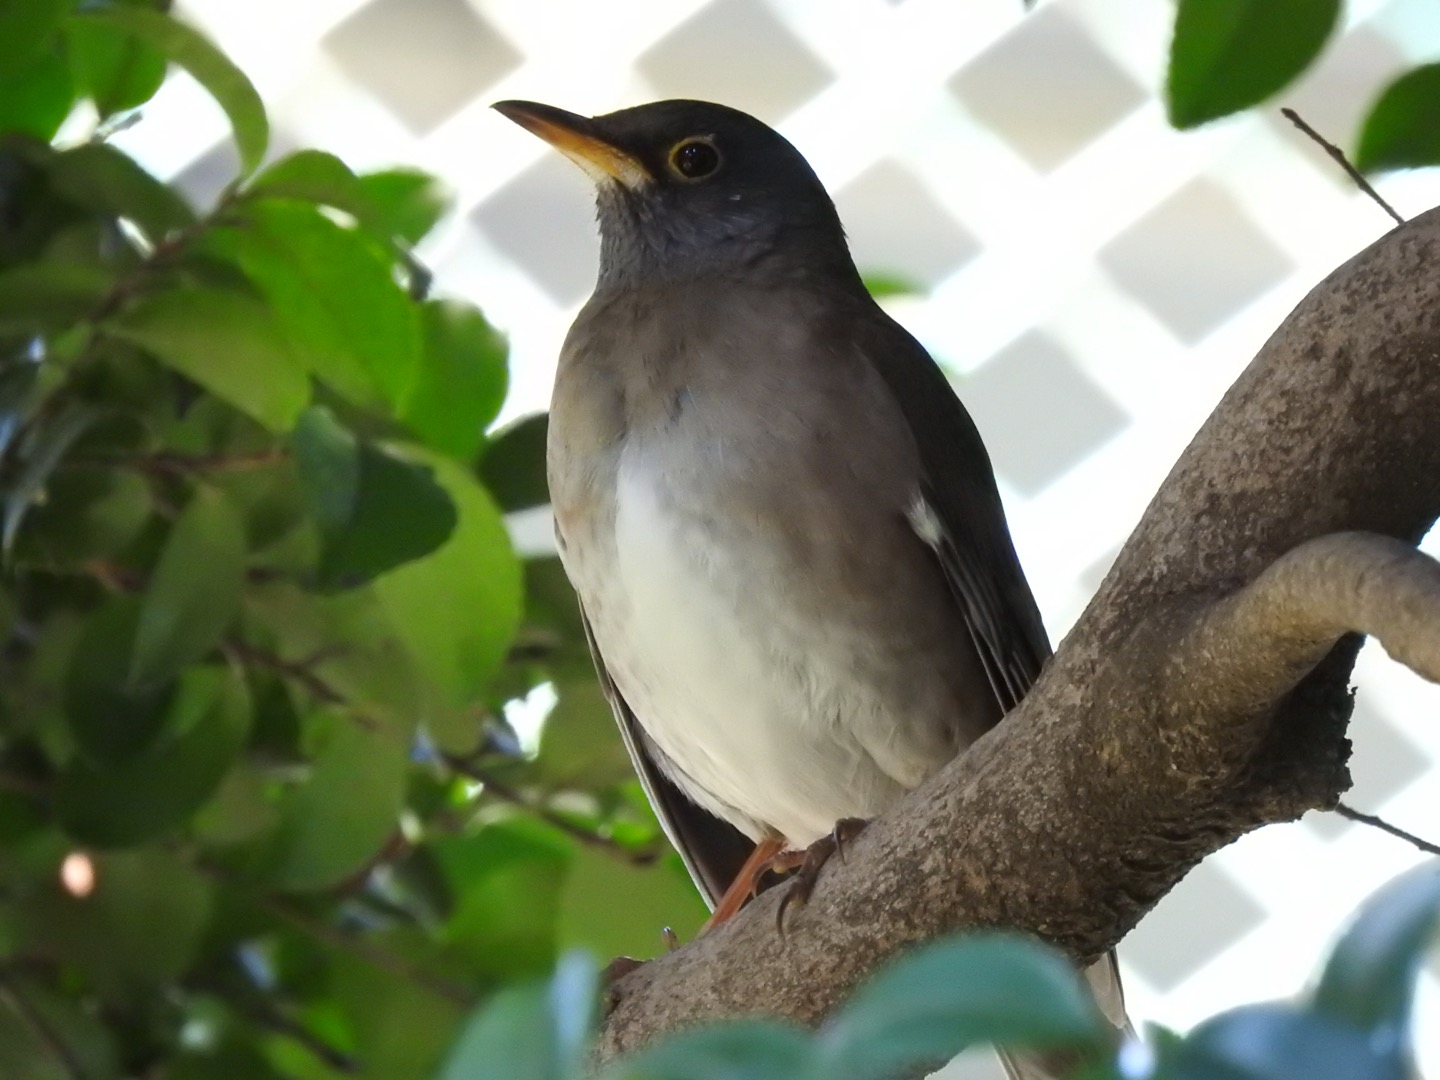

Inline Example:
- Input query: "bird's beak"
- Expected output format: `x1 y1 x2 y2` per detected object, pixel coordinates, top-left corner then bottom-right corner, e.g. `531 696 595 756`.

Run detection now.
493 100 652 189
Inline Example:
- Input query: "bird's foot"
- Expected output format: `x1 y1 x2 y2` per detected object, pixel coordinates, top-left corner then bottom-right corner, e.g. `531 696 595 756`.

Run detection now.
775 817 868 936
701 835 787 932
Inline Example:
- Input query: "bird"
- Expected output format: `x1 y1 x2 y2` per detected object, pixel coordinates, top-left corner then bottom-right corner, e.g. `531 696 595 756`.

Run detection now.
495 98 1129 1079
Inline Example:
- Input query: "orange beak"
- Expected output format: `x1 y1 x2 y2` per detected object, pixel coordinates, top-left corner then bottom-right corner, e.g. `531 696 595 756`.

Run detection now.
493 100 651 189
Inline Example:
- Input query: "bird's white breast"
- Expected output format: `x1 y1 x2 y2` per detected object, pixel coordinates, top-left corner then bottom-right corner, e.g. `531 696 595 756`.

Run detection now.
572 446 911 847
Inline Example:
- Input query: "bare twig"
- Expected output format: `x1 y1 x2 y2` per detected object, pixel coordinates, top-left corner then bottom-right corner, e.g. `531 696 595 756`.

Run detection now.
1335 802 1440 857
1281 107 1404 226
65 449 287 476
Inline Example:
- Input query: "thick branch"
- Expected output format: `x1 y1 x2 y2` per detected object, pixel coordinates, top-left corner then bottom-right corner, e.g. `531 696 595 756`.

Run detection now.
595 208 1440 1060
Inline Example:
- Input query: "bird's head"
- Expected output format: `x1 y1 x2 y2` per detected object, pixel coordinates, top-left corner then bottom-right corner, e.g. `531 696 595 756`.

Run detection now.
493 99 857 291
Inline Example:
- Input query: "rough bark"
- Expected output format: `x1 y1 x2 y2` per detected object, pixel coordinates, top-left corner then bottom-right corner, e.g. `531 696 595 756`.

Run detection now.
594 206 1440 1061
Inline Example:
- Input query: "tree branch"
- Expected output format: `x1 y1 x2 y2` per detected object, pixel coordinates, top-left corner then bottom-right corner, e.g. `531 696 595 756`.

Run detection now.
593 206 1440 1059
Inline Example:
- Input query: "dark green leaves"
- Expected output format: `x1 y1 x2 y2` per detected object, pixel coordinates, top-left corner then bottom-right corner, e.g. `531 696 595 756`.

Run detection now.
1166 0 1341 129
105 286 310 430
818 935 1109 1079
1355 64 1440 173
401 300 508 460
80 7 269 174
129 487 245 686
292 407 458 590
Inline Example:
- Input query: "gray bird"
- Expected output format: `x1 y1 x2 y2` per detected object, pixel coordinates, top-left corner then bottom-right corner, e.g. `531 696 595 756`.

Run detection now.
495 98 1128 1079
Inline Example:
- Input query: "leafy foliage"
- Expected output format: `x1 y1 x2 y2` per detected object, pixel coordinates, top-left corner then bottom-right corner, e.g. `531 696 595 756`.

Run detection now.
1166 1 1440 172
0 3 698 1075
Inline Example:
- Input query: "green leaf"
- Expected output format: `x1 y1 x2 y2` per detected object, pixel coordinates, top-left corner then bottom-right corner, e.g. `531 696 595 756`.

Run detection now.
817 934 1109 1080
56 664 252 846
259 705 410 891
1166 0 1341 129
46 142 196 241
479 412 549 512
374 450 522 710
2 400 102 554
1312 862 1440 1038
861 273 923 299
129 486 245 686
64 598 174 763
0 48 75 141
0 0 68 72
356 167 449 245
0 261 113 334
200 201 421 408
61 12 169 117
438 951 597 1080
1166 1003 1400 1080
290 406 360 530
604 1021 814 1080
292 414 457 590
20 847 213 995
79 7 268 174
104 286 309 430
1355 64 1440 173
431 819 570 980
401 300 508 460
557 842 707 961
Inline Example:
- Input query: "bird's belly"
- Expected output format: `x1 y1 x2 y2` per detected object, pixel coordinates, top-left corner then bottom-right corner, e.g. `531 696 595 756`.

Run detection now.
577 459 926 848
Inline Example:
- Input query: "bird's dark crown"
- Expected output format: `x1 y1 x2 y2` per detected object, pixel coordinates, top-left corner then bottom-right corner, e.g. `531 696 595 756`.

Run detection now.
582 100 860 292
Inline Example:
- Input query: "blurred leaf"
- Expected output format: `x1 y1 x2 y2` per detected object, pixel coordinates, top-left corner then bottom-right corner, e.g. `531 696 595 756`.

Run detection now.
291 406 360 530
861 273 922 299
22 846 213 995
817 934 1108 1080
0 49 74 142
356 168 449 245
46 142 195 241
0 0 68 72
438 951 597 1080
292 419 457 591
129 486 245 686
11 466 150 567
435 819 571 981
104 286 309 430
479 412 549 513
0 972 122 1080
1355 63 1440 173
1312 862 1440 1040
0 261 113 333
401 300 507 460
56 664 252 846
557 843 707 961
202 201 421 407
260 706 410 891
374 451 521 715
64 598 173 763
1166 0 1340 129
1165 1003 1401 1080
80 6 268 174
61 11 169 118
2 400 102 554
604 1021 814 1080
248 149 366 208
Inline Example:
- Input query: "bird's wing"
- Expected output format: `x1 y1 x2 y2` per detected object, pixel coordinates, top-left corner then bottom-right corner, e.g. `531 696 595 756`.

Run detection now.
578 603 755 909
859 310 1053 714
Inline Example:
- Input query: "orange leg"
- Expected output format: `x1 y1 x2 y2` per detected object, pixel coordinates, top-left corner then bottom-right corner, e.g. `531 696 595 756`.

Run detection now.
702 835 786 931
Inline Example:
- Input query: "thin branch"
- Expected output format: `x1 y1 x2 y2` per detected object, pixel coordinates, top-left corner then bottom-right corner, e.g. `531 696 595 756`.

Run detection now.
64 449 287 476
194 859 475 1009
0 969 84 1079
1281 107 1404 226
189 976 359 1074
444 754 662 867
1335 802 1440 857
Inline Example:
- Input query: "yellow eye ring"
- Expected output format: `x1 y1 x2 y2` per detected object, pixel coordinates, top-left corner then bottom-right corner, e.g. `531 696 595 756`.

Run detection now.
669 137 721 180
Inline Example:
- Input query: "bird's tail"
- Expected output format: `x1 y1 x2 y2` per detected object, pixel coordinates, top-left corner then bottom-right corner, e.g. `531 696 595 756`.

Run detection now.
995 951 1131 1080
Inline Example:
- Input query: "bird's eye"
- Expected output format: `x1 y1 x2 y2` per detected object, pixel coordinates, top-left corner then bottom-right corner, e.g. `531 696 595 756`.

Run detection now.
669 138 721 180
